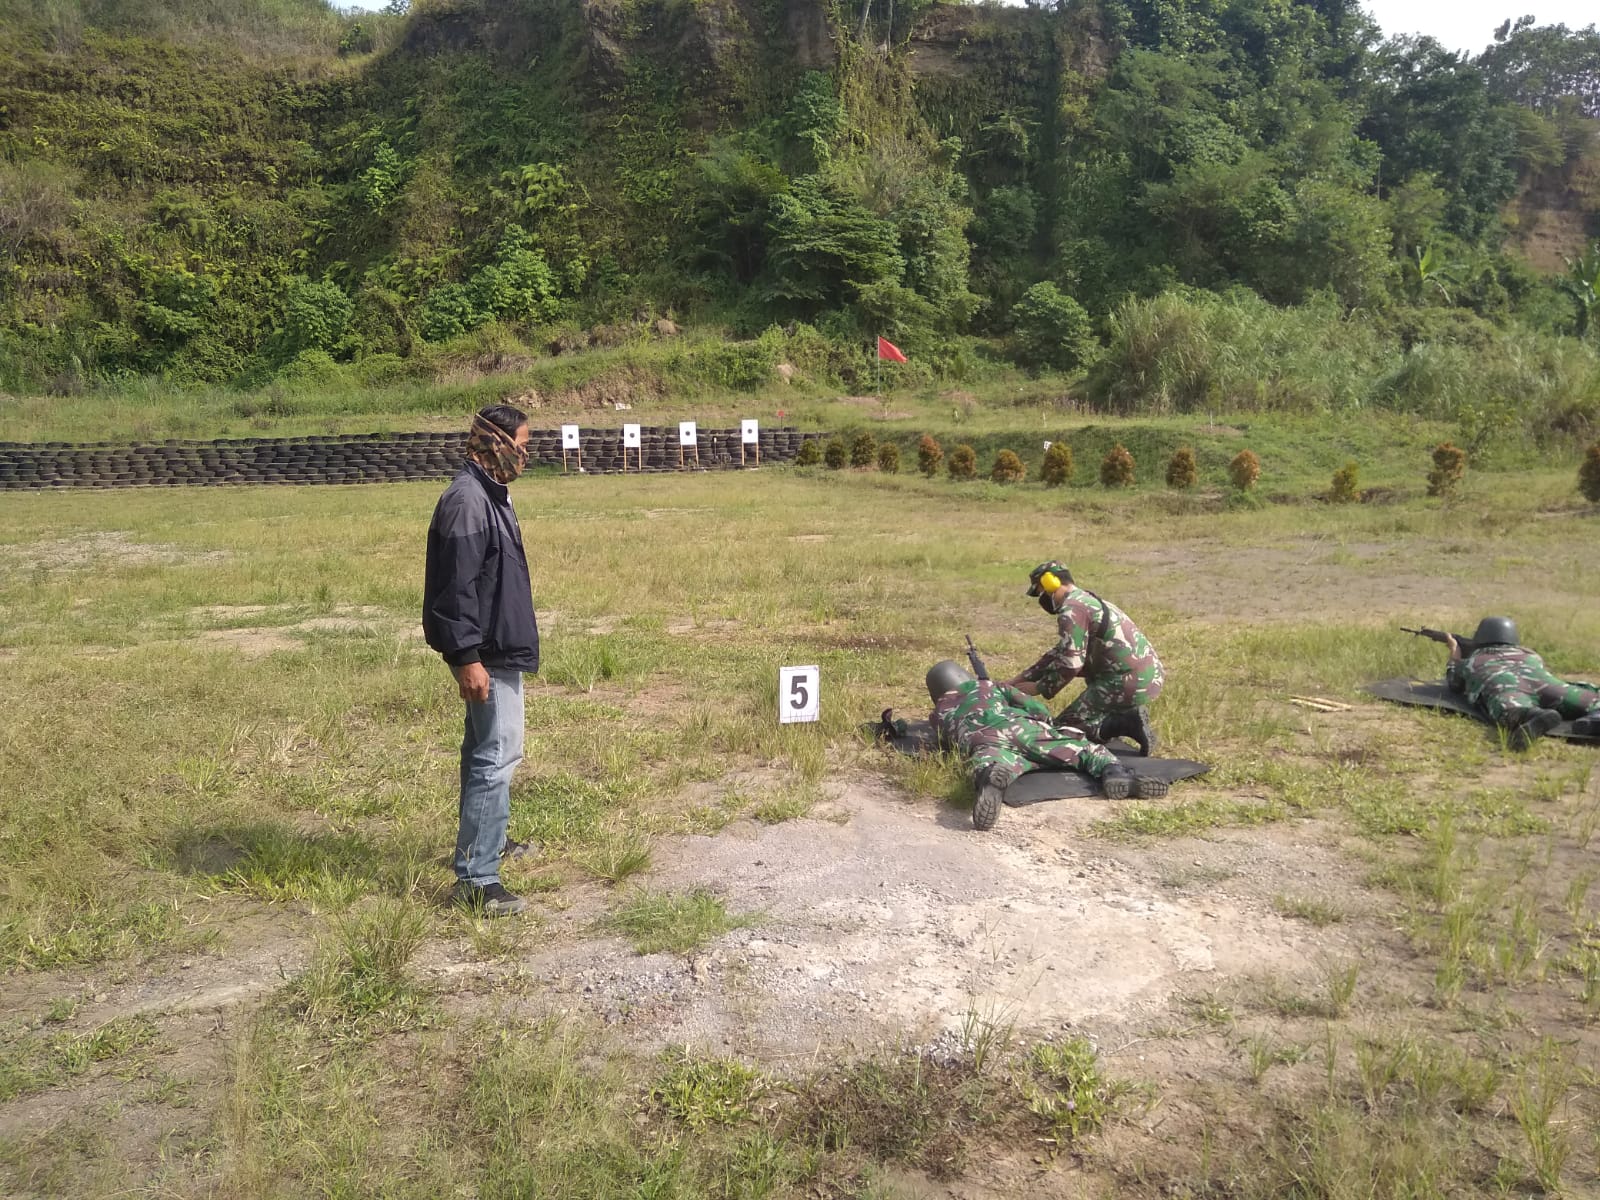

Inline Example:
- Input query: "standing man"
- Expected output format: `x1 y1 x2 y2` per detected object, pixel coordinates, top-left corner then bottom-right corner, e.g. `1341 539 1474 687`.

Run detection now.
1004 561 1164 756
423 404 538 917
1445 616 1600 749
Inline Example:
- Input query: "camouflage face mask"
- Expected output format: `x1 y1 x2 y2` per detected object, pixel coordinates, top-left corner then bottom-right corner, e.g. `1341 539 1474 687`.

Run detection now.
466 415 528 484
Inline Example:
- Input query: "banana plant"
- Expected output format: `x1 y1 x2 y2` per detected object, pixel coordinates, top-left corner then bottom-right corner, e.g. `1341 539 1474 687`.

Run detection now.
1562 242 1600 339
1411 244 1462 305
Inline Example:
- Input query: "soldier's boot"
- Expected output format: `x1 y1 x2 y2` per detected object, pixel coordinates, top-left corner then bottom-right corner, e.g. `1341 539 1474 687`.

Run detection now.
1508 708 1562 751
1099 708 1159 757
1100 764 1135 800
972 764 1014 832
1572 714 1600 738
1100 763 1168 800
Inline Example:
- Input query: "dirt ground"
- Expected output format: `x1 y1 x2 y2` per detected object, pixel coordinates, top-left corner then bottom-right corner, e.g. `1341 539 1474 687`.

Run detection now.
433 781 1359 1062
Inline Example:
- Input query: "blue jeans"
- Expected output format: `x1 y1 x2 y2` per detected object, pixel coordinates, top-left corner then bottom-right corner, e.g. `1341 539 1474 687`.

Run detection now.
455 668 524 888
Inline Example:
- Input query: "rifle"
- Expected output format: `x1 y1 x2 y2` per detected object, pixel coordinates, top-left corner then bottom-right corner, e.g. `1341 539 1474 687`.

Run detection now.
1401 627 1478 656
965 634 990 682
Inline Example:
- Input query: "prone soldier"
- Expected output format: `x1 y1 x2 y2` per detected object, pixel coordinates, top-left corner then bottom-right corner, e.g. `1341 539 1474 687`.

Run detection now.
927 660 1167 832
1441 616 1600 748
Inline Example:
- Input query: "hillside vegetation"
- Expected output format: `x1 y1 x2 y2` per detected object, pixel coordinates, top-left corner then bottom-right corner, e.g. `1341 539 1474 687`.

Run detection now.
2 0 1600 443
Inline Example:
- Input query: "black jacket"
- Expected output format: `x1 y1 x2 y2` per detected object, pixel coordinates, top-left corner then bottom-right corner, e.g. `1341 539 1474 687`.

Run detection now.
422 462 540 672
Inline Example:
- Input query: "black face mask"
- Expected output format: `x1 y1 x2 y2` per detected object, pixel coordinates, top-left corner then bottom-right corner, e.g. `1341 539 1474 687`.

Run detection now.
1038 592 1059 616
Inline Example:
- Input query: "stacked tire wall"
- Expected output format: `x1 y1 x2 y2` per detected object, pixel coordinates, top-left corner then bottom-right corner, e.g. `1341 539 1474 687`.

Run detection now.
0 427 828 490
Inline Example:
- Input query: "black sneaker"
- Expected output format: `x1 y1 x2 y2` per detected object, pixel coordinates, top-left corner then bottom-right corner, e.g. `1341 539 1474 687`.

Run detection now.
972 765 1006 832
455 881 528 917
1508 708 1562 751
500 837 534 861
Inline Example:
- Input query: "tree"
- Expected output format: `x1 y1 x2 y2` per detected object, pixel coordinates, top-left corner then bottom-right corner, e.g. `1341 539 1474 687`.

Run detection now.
1101 443 1136 487
917 434 944 476
991 450 1026 483
1562 241 1600 338
1580 444 1600 503
948 444 977 479
1228 449 1260 490
1478 18 1600 118
1042 442 1075 486
1427 442 1467 497
1166 447 1198 489
1330 461 1360 503
850 431 878 467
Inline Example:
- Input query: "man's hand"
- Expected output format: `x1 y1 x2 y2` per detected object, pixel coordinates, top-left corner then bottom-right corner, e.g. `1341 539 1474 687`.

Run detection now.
1006 677 1042 696
1445 633 1461 662
454 661 491 703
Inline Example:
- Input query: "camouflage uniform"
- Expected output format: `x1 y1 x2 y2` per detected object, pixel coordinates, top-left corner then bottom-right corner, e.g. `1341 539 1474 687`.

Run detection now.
1446 645 1600 726
1020 585 1164 729
931 678 1117 788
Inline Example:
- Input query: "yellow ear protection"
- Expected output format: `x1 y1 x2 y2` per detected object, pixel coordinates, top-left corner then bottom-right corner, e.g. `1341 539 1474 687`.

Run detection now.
1038 570 1062 594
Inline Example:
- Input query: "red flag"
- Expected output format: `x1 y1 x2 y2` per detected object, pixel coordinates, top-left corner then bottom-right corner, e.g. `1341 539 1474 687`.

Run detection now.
876 336 908 364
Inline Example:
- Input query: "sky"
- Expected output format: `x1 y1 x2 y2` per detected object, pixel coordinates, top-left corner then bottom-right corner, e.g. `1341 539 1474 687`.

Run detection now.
1364 0 1596 54
337 0 1597 57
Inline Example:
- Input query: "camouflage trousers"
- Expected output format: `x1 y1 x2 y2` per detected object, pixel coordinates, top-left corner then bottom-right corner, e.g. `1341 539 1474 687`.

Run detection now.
932 680 1117 788
1058 663 1165 733
1476 673 1600 726
960 722 1117 788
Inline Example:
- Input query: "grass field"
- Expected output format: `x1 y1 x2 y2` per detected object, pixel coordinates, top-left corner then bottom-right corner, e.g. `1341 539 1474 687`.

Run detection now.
2 409 1600 1197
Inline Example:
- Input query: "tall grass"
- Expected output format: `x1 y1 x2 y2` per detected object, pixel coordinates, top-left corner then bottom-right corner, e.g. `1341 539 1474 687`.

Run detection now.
1088 288 1600 450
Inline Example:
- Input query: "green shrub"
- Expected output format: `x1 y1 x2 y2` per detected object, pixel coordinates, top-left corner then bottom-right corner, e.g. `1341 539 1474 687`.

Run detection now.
850 431 878 468
280 278 354 355
1330 461 1360 503
275 349 346 390
1579 444 1600 503
1228 449 1260 491
948 444 977 480
1010 282 1098 372
877 443 900 473
991 449 1026 483
1427 442 1467 497
1100 443 1136 488
1041 442 1074 486
917 434 944 477
1165 447 1198 489
823 436 847 469
795 438 822 466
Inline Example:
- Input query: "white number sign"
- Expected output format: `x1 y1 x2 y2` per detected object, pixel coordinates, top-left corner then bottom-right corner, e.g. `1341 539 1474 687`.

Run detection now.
779 665 820 725
679 421 698 447
561 424 580 450
623 423 642 448
741 419 759 444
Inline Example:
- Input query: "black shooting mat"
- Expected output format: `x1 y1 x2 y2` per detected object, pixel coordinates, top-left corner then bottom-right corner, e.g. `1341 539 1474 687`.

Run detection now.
866 718 1211 805
1364 679 1600 745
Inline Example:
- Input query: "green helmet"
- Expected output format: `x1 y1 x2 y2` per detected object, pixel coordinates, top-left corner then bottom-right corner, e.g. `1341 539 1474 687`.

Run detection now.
926 660 974 702
1472 616 1519 646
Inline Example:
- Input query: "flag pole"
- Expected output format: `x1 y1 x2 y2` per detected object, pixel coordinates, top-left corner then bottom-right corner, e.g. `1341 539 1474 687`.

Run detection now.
875 335 881 396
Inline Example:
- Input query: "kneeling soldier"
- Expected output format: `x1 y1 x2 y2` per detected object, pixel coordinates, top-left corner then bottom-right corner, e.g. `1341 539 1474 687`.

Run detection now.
1005 561 1164 756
